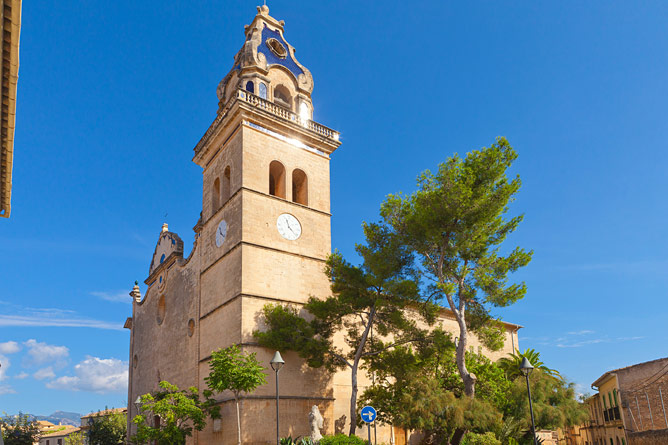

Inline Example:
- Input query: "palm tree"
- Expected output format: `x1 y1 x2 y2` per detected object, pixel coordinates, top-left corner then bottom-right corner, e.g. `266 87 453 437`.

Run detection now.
498 348 562 381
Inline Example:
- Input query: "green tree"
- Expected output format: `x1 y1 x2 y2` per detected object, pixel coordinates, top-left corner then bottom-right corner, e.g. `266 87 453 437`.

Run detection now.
64 430 85 445
497 348 562 381
87 409 126 445
361 335 507 444
0 413 40 445
380 137 532 399
205 344 267 445
255 223 432 435
131 380 220 445
503 370 587 436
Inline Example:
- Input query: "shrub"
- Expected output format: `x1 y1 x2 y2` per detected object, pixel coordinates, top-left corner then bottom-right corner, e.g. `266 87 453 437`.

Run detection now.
280 437 314 445
462 432 501 445
319 434 368 445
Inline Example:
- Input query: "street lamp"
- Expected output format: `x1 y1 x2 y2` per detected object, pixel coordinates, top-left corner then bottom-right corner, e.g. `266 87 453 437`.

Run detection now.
519 357 538 445
270 351 285 445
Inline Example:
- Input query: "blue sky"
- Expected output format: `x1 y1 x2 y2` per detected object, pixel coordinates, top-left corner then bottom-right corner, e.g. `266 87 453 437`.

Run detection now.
1 0 667 415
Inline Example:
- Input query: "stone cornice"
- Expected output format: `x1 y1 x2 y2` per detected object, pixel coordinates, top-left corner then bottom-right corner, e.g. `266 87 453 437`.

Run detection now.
192 89 340 166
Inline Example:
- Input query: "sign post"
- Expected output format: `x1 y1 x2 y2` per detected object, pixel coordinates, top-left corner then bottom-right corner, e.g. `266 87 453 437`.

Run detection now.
360 406 377 445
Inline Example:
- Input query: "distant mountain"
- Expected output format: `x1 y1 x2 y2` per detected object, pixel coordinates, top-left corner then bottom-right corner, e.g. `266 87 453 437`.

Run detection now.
31 411 81 427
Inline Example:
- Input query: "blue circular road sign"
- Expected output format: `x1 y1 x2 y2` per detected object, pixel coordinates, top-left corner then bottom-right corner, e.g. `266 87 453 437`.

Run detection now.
360 405 377 423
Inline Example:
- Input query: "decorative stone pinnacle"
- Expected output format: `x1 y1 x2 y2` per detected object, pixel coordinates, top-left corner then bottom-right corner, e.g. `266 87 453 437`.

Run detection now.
257 4 269 15
130 282 142 302
161 223 168 232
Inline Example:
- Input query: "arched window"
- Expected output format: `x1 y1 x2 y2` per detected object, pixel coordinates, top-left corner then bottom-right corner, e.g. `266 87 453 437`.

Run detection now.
212 177 221 212
292 169 308 205
222 166 231 203
245 81 254 94
157 295 166 325
269 161 286 199
273 85 292 110
259 82 267 99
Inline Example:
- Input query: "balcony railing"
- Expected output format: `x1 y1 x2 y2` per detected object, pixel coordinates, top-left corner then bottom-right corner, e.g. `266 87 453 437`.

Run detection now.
234 89 340 141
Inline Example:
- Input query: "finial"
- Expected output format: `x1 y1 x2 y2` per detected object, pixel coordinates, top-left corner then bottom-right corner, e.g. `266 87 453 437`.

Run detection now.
129 281 142 302
258 4 269 15
161 223 168 232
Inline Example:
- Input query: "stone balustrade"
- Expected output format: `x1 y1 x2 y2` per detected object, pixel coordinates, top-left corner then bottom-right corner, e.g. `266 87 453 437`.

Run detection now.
235 89 340 141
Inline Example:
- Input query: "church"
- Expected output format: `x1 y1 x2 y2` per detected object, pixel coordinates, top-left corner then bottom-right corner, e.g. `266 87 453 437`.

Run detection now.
125 6 521 444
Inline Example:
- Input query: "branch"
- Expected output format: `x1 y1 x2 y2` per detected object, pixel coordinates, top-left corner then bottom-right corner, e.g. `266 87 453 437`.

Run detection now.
330 351 353 369
457 260 469 313
353 307 376 364
361 335 432 358
357 312 366 325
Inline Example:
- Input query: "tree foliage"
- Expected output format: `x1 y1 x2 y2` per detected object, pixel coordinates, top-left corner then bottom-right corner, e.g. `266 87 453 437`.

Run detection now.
503 370 587 433
380 137 533 400
131 381 219 445
361 336 505 444
87 410 126 445
462 432 502 445
64 430 85 445
497 348 562 381
362 342 586 445
0 413 40 445
255 223 434 435
205 344 267 445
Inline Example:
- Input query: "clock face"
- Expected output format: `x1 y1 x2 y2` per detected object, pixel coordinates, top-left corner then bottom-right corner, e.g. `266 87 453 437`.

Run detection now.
277 213 301 240
215 220 228 247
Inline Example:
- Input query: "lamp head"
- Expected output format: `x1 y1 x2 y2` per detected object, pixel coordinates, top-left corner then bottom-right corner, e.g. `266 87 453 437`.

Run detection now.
270 351 285 371
519 357 534 376
134 396 142 410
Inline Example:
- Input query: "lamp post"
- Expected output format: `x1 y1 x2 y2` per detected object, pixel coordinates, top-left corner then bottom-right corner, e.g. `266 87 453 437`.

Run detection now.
270 351 285 445
519 357 538 445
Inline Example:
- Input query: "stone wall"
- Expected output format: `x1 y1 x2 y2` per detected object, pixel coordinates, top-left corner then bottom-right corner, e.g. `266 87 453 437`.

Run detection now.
618 358 668 432
627 428 668 445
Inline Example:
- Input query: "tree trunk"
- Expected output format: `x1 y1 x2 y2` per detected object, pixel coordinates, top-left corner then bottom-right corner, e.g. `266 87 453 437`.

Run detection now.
347 308 376 436
455 313 476 397
349 361 359 436
235 394 241 445
450 428 466 445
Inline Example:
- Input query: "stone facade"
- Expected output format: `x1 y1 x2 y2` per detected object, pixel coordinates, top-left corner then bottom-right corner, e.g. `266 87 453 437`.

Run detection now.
0 0 21 218
126 6 521 444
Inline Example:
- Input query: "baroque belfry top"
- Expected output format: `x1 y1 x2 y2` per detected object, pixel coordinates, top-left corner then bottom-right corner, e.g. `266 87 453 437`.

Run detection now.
216 5 314 112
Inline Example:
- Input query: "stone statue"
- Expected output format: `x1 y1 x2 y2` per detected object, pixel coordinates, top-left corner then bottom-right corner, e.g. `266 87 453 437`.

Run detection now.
309 405 324 443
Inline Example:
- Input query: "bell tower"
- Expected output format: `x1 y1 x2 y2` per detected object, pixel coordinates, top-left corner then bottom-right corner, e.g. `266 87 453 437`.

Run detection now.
127 6 341 444
191 5 341 443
